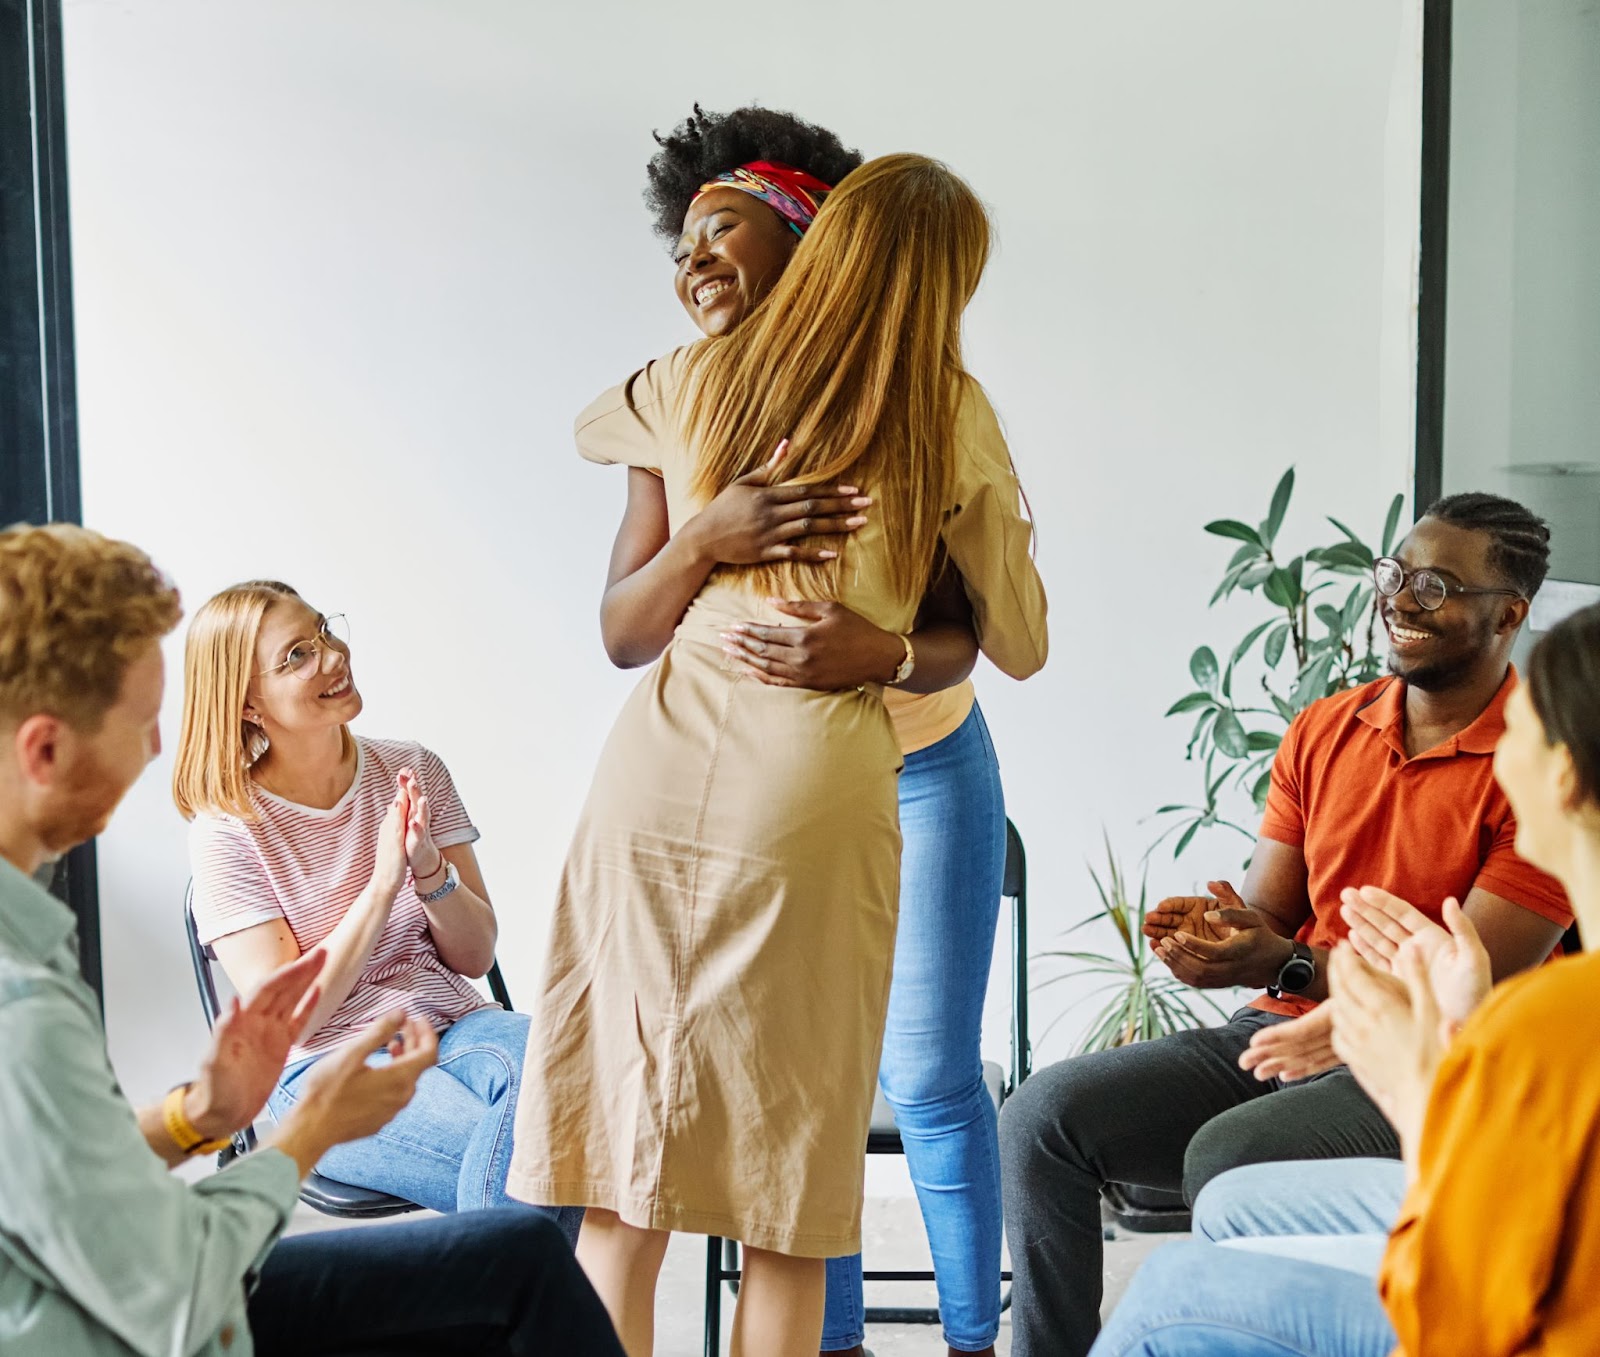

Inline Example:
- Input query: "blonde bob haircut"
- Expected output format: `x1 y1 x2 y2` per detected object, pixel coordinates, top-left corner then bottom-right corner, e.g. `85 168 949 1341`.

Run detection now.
172 580 350 821
682 152 992 604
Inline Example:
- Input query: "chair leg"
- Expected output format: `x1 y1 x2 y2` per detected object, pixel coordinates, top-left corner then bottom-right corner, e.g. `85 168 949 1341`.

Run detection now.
704 1236 723 1357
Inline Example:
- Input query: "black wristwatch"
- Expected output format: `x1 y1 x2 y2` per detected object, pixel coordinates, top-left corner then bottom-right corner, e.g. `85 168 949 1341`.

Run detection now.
1267 941 1316 998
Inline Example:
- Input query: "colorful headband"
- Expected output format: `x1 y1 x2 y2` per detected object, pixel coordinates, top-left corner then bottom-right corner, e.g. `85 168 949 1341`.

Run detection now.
693 160 834 237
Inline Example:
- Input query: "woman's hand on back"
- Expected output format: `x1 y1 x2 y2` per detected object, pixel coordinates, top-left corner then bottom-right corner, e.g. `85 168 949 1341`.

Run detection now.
682 440 871 568
722 600 906 690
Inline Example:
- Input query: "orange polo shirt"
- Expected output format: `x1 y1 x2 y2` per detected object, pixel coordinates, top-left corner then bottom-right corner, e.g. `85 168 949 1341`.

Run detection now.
1252 669 1570 1017
1379 951 1600 1355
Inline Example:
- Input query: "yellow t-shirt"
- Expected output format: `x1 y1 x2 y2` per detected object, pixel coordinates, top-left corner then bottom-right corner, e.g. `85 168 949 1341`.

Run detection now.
882 681 977 756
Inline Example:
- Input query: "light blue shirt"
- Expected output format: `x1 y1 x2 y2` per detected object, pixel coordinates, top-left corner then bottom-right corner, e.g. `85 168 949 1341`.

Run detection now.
0 856 300 1356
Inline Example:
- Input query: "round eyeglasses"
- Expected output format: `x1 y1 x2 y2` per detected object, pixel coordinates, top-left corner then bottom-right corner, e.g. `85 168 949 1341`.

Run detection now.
1373 559 1521 612
256 614 351 681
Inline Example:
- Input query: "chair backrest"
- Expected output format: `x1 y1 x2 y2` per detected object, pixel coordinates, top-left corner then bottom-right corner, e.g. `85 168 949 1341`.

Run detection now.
1003 818 1030 1093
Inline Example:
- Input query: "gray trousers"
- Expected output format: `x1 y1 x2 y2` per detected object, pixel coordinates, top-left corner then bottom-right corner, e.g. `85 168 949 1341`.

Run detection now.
998 1007 1400 1357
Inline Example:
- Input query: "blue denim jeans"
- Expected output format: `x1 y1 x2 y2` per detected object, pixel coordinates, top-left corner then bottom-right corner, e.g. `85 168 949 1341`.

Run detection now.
822 702 1007 1353
269 1007 582 1243
1090 1239 1397 1357
1194 1157 1406 1278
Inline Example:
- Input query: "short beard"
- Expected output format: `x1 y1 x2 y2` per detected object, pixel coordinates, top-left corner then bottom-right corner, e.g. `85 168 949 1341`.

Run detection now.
1390 653 1475 691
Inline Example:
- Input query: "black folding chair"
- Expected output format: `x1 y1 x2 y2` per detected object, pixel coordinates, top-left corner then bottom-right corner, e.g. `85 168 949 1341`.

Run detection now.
703 817 1032 1354
183 880 514 1218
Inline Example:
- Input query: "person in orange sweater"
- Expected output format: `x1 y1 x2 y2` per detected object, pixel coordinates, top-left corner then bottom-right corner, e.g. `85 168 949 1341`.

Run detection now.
1088 598 1600 1357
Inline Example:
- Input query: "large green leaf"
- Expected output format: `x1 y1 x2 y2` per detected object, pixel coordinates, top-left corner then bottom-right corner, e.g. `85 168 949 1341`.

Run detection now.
1251 768 1275 811
1209 561 1253 606
1239 561 1275 589
1382 494 1405 555
1326 515 1364 546
1341 583 1369 630
1263 622 1290 668
1229 619 1277 669
1190 646 1220 692
1204 519 1263 546
1263 468 1294 546
1173 819 1202 858
1213 709 1249 757
1227 540 1264 569
1166 691 1216 716
1314 603 1344 634
1292 652 1338 706
1246 730 1282 752
1263 567 1300 608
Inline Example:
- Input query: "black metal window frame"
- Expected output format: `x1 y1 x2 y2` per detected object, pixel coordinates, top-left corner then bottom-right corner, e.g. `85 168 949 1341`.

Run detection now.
1414 0 1452 515
2 0 102 1005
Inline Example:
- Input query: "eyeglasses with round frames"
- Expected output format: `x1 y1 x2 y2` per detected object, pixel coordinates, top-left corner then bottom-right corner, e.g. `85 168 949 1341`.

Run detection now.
256 614 351 681
1373 559 1522 612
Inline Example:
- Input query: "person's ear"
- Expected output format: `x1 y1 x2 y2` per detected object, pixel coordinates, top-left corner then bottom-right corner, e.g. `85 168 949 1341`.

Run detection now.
1554 744 1586 818
12 713 66 787
1497 596 1530 635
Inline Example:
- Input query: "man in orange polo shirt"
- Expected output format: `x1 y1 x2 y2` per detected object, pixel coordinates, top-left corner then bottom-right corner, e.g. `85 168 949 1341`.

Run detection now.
1000 492 1572 1357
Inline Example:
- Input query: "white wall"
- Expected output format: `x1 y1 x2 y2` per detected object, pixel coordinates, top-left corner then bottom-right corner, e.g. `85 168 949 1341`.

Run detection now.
62 0 1422 1150
1443 0 1600 587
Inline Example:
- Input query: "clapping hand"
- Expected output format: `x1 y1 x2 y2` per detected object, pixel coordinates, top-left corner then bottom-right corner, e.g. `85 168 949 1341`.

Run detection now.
397 768 443 886
1340 887 1491 1030
1144 881 1292 989
1239 1002 1337 1083
1328 940 1446 1147
186 948 326 1140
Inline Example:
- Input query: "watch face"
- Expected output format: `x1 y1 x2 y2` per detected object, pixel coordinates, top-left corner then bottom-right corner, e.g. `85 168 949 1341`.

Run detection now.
1281 958 1317 993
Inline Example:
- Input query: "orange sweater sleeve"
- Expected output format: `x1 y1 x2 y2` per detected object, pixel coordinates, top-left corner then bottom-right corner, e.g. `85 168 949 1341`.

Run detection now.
1379 999 1570 1355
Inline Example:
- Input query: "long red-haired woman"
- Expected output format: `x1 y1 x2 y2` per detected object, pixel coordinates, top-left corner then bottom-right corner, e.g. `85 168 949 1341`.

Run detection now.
508 154 1047 1357
606 105 1021 1357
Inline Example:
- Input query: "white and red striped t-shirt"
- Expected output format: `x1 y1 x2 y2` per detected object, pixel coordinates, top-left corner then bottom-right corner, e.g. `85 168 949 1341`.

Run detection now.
189 736 492 1062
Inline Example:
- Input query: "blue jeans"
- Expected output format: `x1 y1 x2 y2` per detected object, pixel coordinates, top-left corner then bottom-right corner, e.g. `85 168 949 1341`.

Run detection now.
822 702 1007 1353
250 1206 623 1355
1194 1158 1406 1278
269 1007 583 1243
1090 1239 1397 1357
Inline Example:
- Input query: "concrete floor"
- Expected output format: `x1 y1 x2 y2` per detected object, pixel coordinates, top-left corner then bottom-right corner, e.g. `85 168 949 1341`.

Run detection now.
287 1196 1178 1356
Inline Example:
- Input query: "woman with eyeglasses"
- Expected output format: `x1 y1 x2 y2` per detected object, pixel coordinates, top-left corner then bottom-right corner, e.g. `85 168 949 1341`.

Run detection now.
172 581 581 1236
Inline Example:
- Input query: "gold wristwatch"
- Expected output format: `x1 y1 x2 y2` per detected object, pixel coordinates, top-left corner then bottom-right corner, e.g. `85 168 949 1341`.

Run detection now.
888 633 916 686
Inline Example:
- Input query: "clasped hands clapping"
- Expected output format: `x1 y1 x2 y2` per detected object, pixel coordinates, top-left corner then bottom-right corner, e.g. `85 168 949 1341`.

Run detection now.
1145 881 1494 1150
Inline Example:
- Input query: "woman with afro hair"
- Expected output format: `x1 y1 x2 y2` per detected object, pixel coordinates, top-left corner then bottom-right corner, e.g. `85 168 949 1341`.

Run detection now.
619 106 1023 1357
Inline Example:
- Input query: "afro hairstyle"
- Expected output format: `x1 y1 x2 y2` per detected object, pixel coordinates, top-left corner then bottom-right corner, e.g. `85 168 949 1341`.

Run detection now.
644 103 864 246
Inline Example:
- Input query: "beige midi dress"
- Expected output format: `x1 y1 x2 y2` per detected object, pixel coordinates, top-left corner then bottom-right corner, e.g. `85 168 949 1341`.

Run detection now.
507 345 1048 1257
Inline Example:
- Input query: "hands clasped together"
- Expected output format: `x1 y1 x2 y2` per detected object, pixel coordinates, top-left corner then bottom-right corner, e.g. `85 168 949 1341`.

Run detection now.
1144 879 1494 1153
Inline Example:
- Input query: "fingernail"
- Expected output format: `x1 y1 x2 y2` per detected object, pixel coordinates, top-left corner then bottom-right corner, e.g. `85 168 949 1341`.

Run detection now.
838 485 858 495
846 515 868 527
818 550 838 559
851 496 873 507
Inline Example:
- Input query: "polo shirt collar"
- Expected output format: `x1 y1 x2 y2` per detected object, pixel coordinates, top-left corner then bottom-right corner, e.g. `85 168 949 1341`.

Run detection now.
1356 667 1518 760
0 853 78 966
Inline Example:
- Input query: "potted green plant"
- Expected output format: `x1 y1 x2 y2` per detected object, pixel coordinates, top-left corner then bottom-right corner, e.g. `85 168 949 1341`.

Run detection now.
1033 832 1227 1054
1154 468 1405 859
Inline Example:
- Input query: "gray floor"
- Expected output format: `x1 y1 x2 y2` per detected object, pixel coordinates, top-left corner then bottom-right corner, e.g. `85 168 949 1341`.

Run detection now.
287 1196 1178 1356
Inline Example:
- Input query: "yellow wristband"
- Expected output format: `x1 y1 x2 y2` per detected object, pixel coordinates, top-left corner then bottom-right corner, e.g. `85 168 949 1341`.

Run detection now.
162 1084 232 1157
